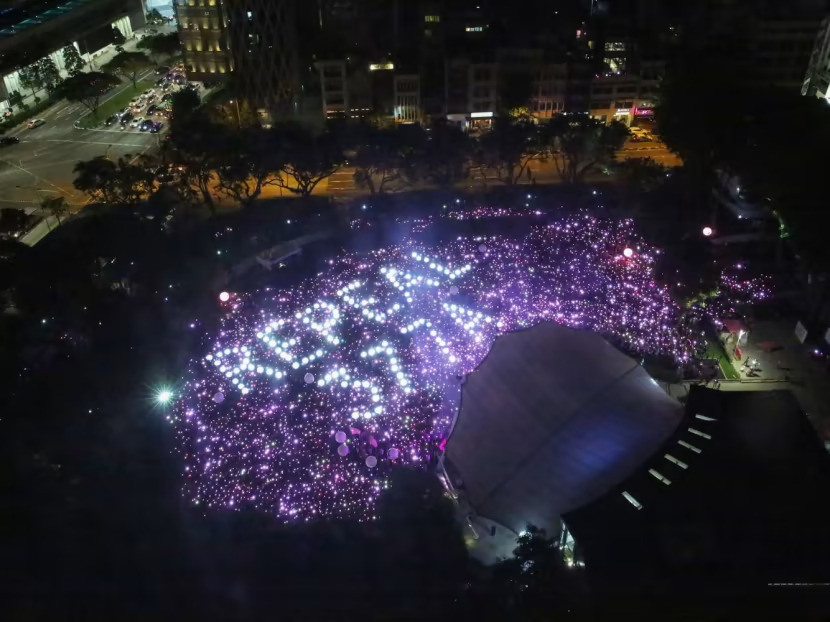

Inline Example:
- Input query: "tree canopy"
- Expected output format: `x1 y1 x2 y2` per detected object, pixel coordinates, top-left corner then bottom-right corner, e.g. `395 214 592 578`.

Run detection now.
102 51 152 88
56 72 120 117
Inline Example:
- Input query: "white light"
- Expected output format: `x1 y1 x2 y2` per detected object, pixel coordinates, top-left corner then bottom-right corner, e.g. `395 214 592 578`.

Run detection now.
156 389 173 404
623 247 634 258
219 291 230 302
702 226 714 237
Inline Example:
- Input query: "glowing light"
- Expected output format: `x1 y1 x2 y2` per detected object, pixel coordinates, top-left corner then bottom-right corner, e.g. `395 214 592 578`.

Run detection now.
219 291 230 302
172 208 721 523
702 226 713 237
156 388 173 405
623 247 634 258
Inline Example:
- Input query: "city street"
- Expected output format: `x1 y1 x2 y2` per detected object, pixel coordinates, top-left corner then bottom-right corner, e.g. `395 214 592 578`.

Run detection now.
0 92 159 210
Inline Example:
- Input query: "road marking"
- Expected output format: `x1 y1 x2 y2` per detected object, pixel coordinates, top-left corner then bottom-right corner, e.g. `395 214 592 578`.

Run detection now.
0 157 75 197
19 139 151 147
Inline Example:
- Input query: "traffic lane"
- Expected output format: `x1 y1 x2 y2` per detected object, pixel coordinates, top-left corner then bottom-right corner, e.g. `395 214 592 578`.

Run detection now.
0 133 156 206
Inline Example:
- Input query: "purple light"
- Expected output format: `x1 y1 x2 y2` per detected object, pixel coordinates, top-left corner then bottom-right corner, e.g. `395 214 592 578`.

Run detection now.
172 210 721 523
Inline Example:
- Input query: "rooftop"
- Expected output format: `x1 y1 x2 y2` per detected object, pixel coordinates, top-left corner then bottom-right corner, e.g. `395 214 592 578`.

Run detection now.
564 386 830 619
0 0 95 38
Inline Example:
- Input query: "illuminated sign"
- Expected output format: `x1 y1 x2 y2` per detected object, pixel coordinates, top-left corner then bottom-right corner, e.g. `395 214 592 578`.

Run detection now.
470 111 493 118
369 62 394 71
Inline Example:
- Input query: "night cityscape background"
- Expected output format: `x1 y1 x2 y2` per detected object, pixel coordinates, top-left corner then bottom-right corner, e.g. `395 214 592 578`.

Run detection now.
2 0 830 620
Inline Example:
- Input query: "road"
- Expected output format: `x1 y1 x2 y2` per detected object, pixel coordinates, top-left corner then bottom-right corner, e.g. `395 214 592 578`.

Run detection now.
0 76 160 212
318 140 681 197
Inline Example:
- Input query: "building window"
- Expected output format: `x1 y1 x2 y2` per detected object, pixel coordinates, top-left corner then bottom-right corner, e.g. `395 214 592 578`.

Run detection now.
424 15 440 23
465 26 485 32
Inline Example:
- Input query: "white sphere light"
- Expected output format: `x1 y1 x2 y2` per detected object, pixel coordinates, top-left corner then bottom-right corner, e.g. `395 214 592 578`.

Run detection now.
304 373 315 384
623 247 634 258
218 291 230 302
702 226 714 237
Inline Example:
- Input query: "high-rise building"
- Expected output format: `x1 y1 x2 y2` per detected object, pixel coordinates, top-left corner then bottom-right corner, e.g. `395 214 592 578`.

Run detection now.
175 0 300 120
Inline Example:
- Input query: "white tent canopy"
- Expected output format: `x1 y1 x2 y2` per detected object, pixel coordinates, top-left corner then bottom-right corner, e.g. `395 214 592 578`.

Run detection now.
445 322 682 536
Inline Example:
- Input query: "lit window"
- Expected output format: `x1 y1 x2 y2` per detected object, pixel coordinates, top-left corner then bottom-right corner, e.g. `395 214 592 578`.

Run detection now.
247 10 253 19
465 26 484 32
425 15 440 23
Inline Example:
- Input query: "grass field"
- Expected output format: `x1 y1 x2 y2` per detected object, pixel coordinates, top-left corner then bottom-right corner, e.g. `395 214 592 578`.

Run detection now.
705 339 741 380
77 80 155 129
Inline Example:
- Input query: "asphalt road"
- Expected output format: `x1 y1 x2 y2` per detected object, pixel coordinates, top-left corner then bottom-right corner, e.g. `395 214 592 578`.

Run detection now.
0 78 160 212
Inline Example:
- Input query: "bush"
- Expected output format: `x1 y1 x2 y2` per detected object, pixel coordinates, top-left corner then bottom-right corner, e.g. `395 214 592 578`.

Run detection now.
1 96 56 131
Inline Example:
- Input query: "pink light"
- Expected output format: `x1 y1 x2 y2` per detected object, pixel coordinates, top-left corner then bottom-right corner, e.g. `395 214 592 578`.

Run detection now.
702 226 713 237
219 291 230 302
623 247 634 258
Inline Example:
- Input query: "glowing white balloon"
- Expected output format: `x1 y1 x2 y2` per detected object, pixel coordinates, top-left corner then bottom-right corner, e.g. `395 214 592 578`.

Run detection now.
304 373 315 384
365 455 377 468
334 431 347 443
213 392 225 404
218 291 230 302
337 443 349 456
388 448 400 460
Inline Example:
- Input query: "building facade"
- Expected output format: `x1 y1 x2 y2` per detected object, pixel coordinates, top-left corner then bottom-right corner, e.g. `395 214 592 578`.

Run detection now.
0 0 145 112
175 0 300 120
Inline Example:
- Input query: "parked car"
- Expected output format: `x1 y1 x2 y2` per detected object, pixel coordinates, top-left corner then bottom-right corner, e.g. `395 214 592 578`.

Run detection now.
147 104 158 115
139 119 154 131
150 121 164 133
104 114 118 126
0 136 20 145
27 118 45 129
130 116 144 128
120 112 133 125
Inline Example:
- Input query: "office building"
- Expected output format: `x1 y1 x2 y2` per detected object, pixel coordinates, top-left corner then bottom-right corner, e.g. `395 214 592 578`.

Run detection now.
0 0 145 113
175 0 300 120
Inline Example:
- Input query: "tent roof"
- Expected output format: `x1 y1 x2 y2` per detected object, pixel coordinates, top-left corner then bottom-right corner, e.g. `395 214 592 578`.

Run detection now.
444 322 682 535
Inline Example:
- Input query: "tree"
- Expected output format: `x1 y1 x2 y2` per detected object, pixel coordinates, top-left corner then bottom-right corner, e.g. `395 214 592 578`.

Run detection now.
616 157 667 215
137 32 181 61
73 156 154 205
37 56 61 92
17 63 43 100
498 68 535 115
412 120 470 190
7 90 23 108
111 26 126 46
548 116 628 184
61 44 86 77
40 196 69 225
146 8 164 23
103 51 151 89
351 124 415 194
56 72 120 117
276 124 344 197
216 129 284 206
169 88 200 136
473 115 545 185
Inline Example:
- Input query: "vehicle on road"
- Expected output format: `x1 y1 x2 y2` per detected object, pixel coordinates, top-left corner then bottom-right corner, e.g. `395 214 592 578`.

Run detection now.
156 66 169 75
155 77 166 87
104 114 118 126
0 136 19 145
130 116 145 128
27 119 45 129
147 104 158 115
629 127 652 141
139 119 154 131
150 121 164 133
120 112 134 126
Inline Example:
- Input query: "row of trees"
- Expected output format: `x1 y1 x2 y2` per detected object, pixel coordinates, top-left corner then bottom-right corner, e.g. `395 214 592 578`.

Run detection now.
70 92 630 211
